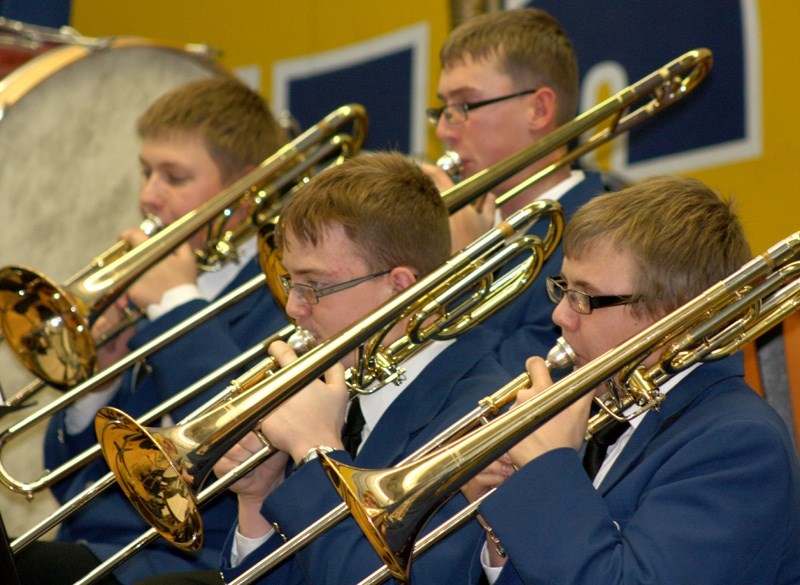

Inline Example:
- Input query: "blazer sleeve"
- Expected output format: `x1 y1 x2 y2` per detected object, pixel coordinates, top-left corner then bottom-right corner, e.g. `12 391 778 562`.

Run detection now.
480 412 800 585
127 287 287 422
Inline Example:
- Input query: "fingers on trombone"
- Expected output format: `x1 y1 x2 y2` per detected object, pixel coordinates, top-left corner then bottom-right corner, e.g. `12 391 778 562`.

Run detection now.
118 227 148 247
461 454 516 503
267 339 299 366
322 361 346 386
518 356 553 404
213 432 263 477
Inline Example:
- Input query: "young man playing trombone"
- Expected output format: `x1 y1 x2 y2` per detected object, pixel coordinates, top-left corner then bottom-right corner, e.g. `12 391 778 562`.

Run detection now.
180 152 511 585
18 77 290 585
423 7 609 372
467 177 800 584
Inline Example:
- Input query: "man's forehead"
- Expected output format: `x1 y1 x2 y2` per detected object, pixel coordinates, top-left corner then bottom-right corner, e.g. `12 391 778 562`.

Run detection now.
439 59 514 98
283 223 367 272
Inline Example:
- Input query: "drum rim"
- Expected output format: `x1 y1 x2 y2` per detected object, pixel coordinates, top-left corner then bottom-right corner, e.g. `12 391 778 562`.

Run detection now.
0 37 226 111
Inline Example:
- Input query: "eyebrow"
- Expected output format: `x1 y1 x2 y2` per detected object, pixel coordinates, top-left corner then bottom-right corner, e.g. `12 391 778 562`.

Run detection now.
285 266 334 282
138 154 192 169
437 86 479 102
561 275 602 294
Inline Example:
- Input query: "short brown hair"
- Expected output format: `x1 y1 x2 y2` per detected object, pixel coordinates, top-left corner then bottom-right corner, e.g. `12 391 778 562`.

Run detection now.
440 8 579 125
275 152 450 277
137 76 286 182
564 176 752 318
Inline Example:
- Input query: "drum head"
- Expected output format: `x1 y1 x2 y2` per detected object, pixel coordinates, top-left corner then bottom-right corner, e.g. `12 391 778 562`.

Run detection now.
0 39 227 280
0 39 226 533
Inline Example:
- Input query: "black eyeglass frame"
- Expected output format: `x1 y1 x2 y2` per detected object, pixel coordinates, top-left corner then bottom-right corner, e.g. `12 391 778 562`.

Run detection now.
426 88 539 126
279 271 390 305
546 275 636 315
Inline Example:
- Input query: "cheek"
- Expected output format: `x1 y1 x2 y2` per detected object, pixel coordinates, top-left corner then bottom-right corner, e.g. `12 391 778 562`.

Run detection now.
599 313 649 352
183 177 225 212
315 305 358 339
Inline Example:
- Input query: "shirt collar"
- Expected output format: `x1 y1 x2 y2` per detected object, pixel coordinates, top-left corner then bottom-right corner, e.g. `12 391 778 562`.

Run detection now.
357 339 456 441
542 169 585 203
197 237 257 300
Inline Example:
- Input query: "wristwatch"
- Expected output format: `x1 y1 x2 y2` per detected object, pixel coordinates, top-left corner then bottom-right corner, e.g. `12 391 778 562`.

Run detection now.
298 445 336 468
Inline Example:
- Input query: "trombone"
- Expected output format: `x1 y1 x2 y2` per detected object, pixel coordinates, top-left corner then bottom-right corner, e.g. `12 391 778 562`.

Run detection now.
91 47 713 578
317 231 800 584
94 197 563 551
439 47 712 213
0 104 367 498
0 103 367 390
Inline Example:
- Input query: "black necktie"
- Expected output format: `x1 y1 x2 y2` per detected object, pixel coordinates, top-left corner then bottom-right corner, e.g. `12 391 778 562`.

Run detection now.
341 397 366 458
582 419 630 480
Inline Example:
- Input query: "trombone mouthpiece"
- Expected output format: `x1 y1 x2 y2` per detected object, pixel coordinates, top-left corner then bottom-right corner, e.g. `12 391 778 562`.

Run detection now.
545 336 576 371
288 327 316 354
436 150 463 181
140 214 163 237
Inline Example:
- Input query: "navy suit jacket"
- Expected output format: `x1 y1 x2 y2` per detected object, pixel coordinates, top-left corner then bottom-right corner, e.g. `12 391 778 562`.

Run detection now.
220 327 512 585
478 355 800 585
44 258 289 584
481 172 606 372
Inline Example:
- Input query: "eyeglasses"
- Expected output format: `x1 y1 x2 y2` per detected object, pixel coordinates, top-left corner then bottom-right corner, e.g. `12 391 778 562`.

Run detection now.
279 271 390 305
546 276 636 315
426 88 538 126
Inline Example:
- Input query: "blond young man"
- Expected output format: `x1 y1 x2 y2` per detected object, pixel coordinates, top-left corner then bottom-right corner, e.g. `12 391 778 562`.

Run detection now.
470 177 800 585
424 8 609 371
19 77 289 585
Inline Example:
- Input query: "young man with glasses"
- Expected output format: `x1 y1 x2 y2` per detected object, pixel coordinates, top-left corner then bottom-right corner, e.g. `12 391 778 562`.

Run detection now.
464 176 800 585
143 152 511 585
423 8 610 372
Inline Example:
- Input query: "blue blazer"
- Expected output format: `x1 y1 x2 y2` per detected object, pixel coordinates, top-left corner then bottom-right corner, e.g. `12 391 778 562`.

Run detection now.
44 258 289 584
221 327 512 585
481 172 606 372
478 355 800 585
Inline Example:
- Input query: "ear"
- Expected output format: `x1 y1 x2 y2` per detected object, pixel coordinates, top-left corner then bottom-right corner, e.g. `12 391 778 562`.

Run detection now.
527 87 558 133
387 266 417 294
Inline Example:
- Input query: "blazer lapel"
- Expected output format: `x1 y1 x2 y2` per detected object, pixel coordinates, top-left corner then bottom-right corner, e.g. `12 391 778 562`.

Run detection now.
596 358 741 494
355 331 496 468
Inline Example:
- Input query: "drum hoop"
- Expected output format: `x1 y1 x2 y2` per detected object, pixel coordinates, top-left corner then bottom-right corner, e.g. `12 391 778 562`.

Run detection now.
0 37 226 112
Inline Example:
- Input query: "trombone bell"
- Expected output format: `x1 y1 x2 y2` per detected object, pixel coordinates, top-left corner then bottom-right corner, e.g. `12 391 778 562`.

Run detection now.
0 265 97 388
94 406 203 551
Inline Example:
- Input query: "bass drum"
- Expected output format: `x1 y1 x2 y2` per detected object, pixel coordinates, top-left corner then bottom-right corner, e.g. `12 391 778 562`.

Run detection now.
0 33 227 535
0 36 228 278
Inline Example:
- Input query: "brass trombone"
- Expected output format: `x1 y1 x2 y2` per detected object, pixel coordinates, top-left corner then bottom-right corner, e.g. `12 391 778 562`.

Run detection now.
92 47 713 577
317 231 800 584
94 197 563 551
439 47 712 213
0 103 367 390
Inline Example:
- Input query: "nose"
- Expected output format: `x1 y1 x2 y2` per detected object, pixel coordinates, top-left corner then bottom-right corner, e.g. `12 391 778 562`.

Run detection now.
139 173 164 214
551 296 577 333
435 115 458 144
284 288 311 321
